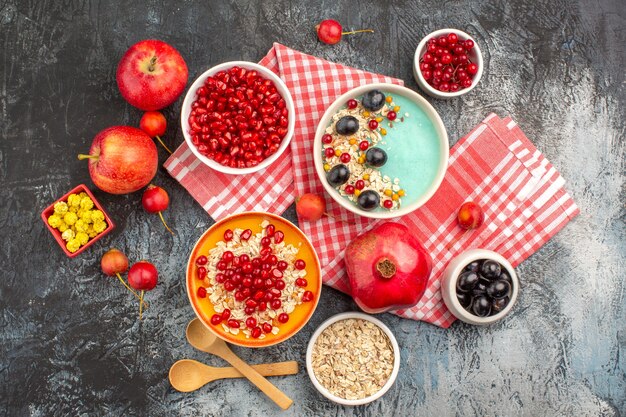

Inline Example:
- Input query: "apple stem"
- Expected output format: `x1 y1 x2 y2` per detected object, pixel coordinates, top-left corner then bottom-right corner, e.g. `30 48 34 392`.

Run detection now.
341 29 374 35
115 273 148 308
77 154 98 161
155 136 173 154
139 290 144 320
158 211 175 235
148 56 157 72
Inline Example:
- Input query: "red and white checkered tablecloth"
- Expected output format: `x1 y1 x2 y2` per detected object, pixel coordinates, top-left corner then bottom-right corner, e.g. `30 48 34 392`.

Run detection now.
165 43 579 328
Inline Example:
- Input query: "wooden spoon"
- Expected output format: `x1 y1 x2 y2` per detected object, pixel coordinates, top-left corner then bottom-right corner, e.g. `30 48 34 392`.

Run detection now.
169 359 299 392
186 319 294 410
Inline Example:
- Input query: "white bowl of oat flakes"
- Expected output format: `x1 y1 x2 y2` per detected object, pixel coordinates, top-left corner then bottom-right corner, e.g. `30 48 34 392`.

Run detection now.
314 83 448 219
306 312 400 405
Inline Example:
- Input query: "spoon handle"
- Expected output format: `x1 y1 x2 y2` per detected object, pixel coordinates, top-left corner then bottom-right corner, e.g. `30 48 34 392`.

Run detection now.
216 346 294 410
211 360 299 380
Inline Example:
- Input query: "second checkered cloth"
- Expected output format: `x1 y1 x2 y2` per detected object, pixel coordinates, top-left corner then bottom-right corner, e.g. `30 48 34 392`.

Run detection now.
165 43 579 328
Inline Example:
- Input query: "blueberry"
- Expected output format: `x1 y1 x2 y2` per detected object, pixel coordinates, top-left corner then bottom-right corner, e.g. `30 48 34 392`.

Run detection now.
486 280 511 299
480 260 501 279
362 90 386 111
457 292 472 308
464 260 481 272
357 190 380 211
456 271 479 293
335 116 359 135
326 164 350 187
471 296 491 317
492 296 510 313
365 147 388 167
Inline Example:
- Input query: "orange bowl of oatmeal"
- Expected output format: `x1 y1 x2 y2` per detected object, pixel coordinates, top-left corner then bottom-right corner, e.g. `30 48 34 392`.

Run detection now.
187 212 322 347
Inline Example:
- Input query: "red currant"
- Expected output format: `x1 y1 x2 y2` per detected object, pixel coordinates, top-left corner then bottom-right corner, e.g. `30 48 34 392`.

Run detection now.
467 63 478 75
355 180 365 190
464 39 474 50
294 259 306 270
324 147 335 158
462 78 472 88
447 33 458 44
387 111 397 121
422 69 432 80
450 83 460 92
344 185 355 195
197 287 207 298
196 255 208 266
359 140 369 151
347 99 358 109
383 200 393 209
340 153 351 163
277 313 289 323
368 120 378 130
322 134 333 144
441 54 452 64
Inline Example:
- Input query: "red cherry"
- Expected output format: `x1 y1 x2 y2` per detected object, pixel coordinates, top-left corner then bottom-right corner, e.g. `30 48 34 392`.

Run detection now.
457 201 484 229
322 134 333 144
128 261 158 291
142 185 173 234
140 111 171 154
347 99 358 109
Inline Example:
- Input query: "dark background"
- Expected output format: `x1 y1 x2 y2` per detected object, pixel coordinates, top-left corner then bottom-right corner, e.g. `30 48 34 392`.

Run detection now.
1 1 624 416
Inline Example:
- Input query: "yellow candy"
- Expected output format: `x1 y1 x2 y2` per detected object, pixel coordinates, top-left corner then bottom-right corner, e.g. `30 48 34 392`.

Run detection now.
393 106 401 112
66 239 81 253
93 221 107 233
385 96 393 103
380 128 387 136
57 221 68 232
398 189 406 197
47 214 62 228
80 197 94 210
349 138 357 145
74 219 88 233
354 189 361 196
384 189 393 197
67 194 81 208
358 156 366 164
363 174 370 181
63 212 78 226
362 111 370 118
53 201 68 215
376 117 383 123
61 229 75 242
91 210 104 222
323 164 331 172
392 194 400 201
75 232 89 245
334 149 341 157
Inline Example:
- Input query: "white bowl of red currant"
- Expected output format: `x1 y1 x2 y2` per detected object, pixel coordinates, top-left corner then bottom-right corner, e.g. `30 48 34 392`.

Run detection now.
413 28 483 98
441 249 519 325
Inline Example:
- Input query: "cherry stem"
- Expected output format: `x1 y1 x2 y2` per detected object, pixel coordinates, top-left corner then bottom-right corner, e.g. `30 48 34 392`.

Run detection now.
115 273 148 308
139 290 144 320
77 154 98 161
341 29 374 35
155 136 173 154
158 211 174 235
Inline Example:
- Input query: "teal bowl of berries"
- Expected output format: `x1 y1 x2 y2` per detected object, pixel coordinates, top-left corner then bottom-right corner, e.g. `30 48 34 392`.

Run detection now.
313 83 448 219
413 28 483 98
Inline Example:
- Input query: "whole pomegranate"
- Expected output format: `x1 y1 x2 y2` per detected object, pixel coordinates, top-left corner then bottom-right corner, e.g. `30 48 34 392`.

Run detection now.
345 222 432 313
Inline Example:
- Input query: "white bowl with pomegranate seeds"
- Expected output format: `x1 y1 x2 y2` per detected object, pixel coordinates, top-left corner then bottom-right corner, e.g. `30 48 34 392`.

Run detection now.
413 28 483 99
187 212 322 347
181 61 295 175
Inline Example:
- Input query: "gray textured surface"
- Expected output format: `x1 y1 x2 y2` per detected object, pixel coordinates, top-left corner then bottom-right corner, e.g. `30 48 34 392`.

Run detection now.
1 1 624 416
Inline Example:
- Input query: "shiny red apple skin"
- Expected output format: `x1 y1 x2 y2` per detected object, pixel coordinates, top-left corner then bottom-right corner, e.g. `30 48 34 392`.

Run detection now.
101 248 129 276
86 126 158 194
116 40 188 111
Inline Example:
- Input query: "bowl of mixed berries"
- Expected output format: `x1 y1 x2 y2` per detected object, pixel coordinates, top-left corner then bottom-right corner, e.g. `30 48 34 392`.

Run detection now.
181 61 295 174
413 29 483 98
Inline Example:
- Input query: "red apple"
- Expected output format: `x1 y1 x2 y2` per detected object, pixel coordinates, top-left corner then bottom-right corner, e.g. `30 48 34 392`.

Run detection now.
116 39 188 111
78 126 158 194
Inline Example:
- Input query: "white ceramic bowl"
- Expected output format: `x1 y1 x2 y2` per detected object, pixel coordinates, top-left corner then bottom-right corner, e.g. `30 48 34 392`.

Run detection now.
441 249 519 325
313 83 449 219
413 28 484 99
306 312 400 406
180 61 295 175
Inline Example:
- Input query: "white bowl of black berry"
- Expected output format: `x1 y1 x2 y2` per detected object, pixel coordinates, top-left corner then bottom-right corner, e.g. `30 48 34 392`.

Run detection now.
441 249 519 325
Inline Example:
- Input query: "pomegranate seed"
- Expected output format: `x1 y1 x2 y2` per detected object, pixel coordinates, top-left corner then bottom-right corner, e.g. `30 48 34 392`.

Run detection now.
234 291 245 301
270 299 282 310
275 279 286 290
210 314 222 325
295 278 308 287
245 317 257 328
294 259 306 270
216 261 227 271
302 291 314 302
240 229 252 240
277 313 289 323
251 327 262 338
253 290 265 301
262 322 273 333
222 251 234 263
274 231 284 244
215 273 226 283
322 134 333 144
221 309 231 320
224 281 235 291
239 254 250 263
244 306 256 315
223 229 234 241
197 287 207 298
196 255 208 266
197 266 207 279
268 255 278 265
227 319 240 328
265 224 275 237
258 301 267 312
276 260 288 271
